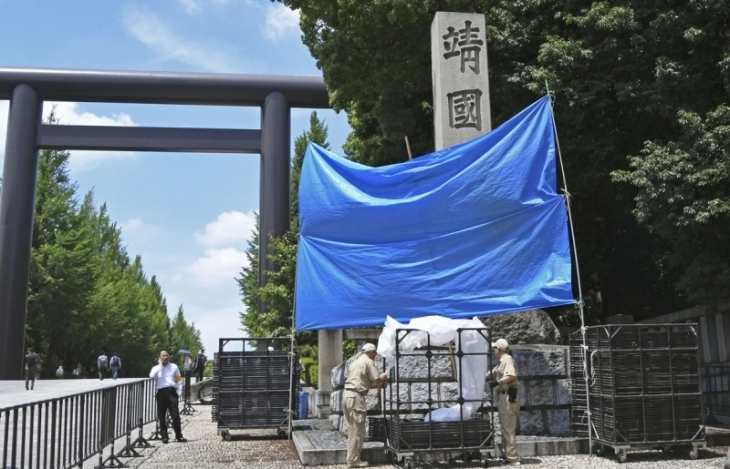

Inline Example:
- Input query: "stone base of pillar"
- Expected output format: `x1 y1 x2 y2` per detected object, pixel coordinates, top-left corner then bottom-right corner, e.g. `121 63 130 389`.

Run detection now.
314 390 332 419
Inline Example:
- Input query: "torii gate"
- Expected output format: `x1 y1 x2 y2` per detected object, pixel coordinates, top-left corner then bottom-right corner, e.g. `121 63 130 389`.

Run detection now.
0 67 330 379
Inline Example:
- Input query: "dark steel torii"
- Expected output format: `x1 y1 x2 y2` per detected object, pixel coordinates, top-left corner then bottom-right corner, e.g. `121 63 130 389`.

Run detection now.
0 67 330 379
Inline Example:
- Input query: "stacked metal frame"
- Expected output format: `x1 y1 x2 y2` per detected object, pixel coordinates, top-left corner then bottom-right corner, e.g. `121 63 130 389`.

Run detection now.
569 333 588 438
382 327 496 469
212 337 300 440
571 324 705 463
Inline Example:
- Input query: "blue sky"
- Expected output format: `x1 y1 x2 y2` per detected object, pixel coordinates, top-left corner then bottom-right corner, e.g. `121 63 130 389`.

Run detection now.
0 0 352 356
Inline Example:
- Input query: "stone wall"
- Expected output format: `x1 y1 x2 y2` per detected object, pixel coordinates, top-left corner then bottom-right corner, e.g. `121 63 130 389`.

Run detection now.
510 345 572 437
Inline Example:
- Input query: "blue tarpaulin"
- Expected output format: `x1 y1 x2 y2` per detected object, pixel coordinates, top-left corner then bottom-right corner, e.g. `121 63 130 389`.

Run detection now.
295 96 574 330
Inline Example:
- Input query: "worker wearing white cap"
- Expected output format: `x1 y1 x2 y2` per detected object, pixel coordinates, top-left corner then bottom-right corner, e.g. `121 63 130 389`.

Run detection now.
342 343 388 468
487 338 520 465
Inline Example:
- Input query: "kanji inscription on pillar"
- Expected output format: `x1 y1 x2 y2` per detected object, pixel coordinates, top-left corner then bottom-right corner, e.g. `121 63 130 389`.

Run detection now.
432 12 491 150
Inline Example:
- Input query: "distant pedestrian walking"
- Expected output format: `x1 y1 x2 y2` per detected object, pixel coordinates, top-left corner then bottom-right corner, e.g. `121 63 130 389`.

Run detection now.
56 365 64 378
194 349 207 382
24 348 39 390
97 351 108 380
110 353 122 380
149 349 187 443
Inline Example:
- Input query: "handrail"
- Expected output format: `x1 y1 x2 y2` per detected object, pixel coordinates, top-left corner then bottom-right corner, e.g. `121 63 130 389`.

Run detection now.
0 379 156 469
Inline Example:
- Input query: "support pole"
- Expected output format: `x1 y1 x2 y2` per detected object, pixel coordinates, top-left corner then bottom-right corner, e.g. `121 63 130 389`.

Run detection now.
0 84 42 380
259 91 291 300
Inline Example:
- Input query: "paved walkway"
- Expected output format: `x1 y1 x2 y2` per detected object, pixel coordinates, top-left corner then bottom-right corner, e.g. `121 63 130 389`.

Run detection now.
116 405 728 469
3 381 728 468
0 377 142 408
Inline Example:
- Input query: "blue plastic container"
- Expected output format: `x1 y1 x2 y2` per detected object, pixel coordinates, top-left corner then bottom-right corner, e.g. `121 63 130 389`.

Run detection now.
298 391 309 419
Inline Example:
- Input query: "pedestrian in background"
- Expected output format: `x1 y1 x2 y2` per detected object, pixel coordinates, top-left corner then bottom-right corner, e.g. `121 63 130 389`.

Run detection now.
194 349 207 382
149 349 187 444
24 347 39 390
97 351 108 380
342 343 388 468
56 365 64 378
487 338 521 466
110 353 122 380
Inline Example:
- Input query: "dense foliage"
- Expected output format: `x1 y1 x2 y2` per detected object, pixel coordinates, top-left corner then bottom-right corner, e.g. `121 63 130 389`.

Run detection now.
273 0 730 322
23 111 202 378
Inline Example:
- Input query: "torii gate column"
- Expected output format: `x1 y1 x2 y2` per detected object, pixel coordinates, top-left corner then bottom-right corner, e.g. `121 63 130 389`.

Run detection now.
259 92 291 317
0 84 42 380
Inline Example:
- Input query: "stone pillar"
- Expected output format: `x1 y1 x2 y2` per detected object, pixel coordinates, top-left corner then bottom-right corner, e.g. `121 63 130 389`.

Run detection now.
0 84 42 380
259 91 291 299
316 329 342 418
431 12 491 150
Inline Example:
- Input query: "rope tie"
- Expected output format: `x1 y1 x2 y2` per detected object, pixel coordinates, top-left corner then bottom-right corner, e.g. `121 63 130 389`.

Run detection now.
589 351 598 387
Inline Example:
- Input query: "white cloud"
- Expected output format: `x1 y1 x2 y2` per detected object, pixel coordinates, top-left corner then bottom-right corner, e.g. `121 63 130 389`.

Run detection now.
177 0 202 14
0 101 138 172
177 0 243 14
121 5 247 72
122 218 144 232
44 102 135 127
42 102 138 172
263 4 300 42
120 218 159 245
191 305 246 354
177 246 248 287
195 210 256 247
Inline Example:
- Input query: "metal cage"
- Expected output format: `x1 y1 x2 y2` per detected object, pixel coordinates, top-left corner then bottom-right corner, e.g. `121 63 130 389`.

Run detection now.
381 327 496 468
212 337 300 440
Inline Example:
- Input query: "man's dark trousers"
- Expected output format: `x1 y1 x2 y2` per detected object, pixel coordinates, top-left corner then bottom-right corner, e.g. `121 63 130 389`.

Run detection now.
156 386 183 439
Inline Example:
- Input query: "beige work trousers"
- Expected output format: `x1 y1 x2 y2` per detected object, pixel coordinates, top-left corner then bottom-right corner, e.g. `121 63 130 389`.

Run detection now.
498 393 520 462
343 390 367 466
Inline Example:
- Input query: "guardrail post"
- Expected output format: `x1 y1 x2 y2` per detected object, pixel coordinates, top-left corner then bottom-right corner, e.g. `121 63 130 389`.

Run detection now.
130 381 152 449
180 372 196 415
95 387 126 468
78 394 85 468
117 382 143 457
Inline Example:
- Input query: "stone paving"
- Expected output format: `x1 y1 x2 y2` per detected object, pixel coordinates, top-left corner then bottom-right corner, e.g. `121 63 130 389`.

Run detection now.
114 404 728 469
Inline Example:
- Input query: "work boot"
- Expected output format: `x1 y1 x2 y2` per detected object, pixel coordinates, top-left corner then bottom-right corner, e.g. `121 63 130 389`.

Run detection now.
347 462 368 468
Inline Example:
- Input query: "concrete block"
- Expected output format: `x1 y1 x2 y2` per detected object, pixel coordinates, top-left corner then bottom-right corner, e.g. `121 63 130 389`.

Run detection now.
547 409 571 437
528 379 555 406
513 348 567 377
397 353 453 380
556 379 572 406
411 382 441 410
518 410 545 435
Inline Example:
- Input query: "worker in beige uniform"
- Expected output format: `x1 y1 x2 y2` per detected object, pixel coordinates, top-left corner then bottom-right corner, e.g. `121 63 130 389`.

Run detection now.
343 343 388 468
487 338 520 466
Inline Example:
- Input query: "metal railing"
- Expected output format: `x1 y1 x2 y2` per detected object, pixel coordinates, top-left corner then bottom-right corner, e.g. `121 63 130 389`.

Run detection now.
1 379 156 469
702 364 730 424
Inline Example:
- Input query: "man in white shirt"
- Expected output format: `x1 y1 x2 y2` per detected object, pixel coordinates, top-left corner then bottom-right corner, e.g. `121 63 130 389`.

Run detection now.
149 349 187 443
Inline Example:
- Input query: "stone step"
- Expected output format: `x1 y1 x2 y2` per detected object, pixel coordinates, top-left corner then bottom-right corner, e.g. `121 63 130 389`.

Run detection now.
291 419 588 466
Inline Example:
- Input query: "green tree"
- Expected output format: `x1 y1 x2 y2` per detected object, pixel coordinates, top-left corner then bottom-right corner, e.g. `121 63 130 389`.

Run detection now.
26 109 98 375
527 0 730 317
25 108 186 376
612 106 730 304
170 305 203 358
275 0 730 322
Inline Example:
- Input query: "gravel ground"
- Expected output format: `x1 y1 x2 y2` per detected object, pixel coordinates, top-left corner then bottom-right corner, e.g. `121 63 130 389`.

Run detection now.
116 406 728 469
